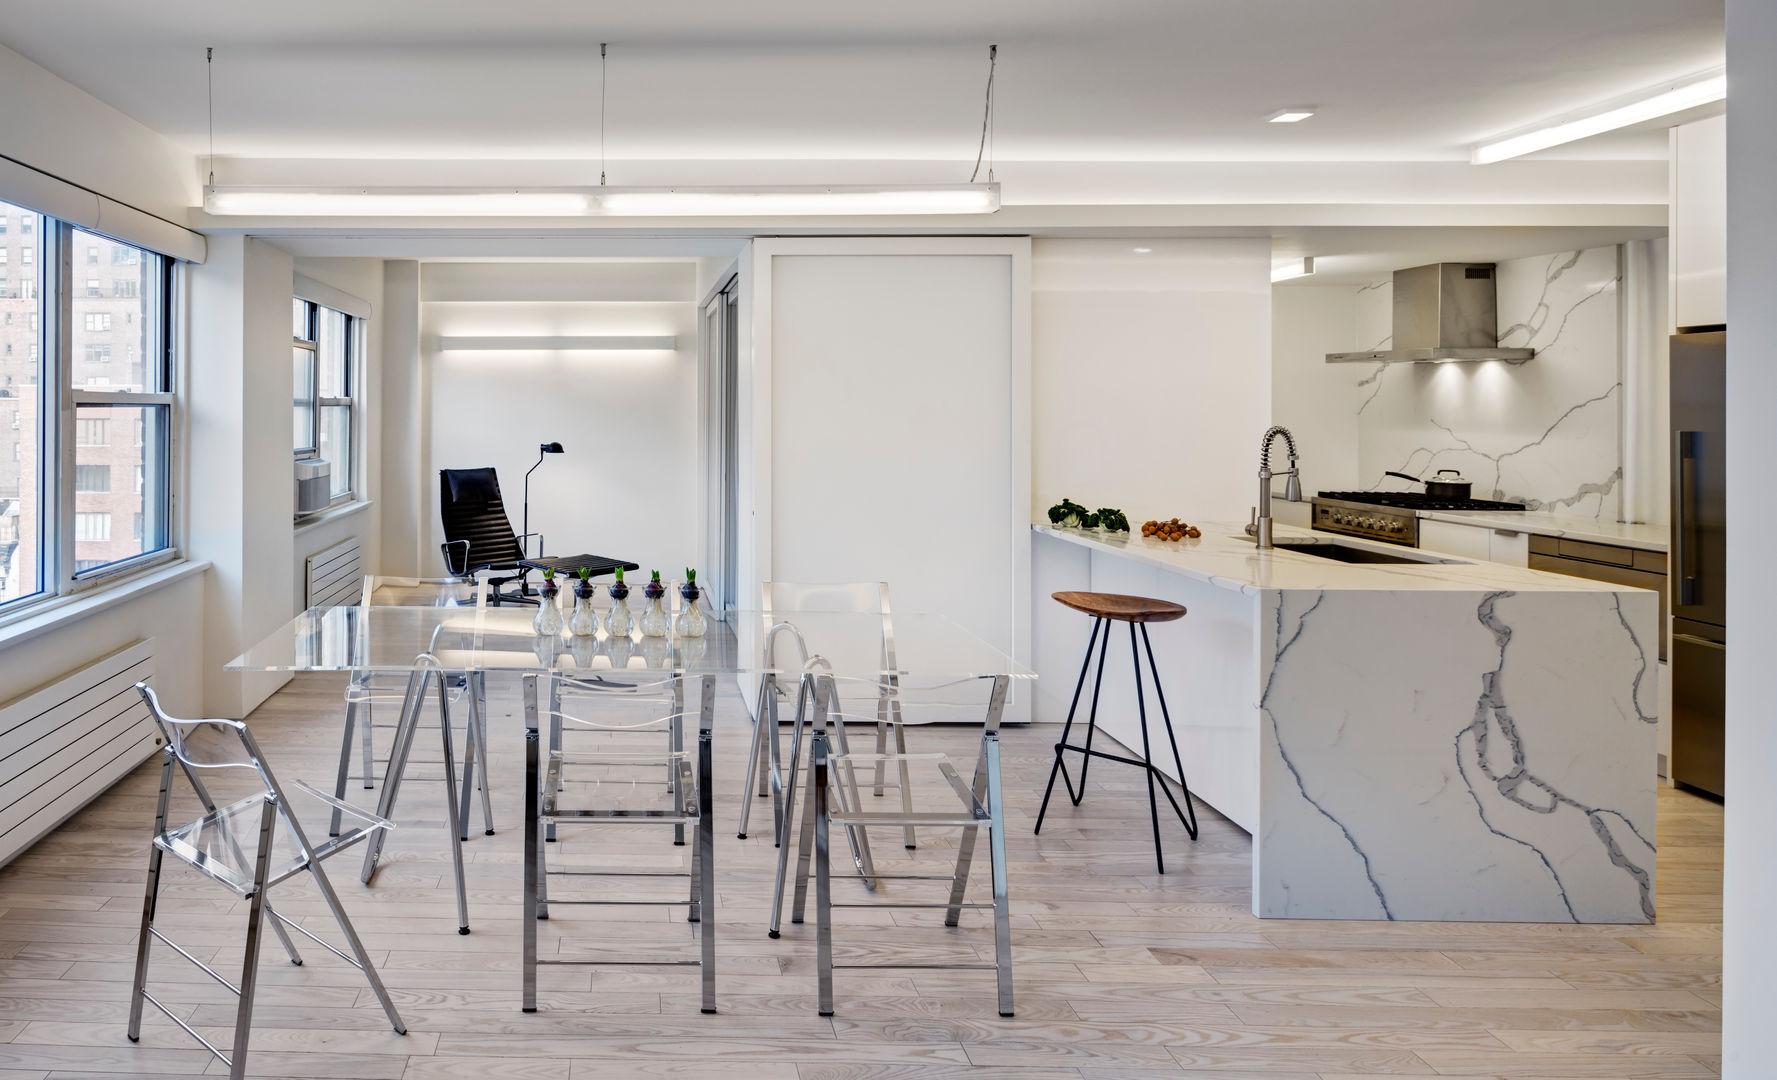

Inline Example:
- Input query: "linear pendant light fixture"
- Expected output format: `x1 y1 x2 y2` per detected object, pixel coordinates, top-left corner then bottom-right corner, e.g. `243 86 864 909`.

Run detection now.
200 44 1004 218
1472 67 1725 164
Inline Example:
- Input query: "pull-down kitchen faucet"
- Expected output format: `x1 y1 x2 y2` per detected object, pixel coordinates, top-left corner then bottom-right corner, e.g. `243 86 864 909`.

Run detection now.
1245 426 1301 549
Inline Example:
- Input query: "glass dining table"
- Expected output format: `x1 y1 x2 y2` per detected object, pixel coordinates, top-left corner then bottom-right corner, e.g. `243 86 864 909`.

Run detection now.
228 596 1033 1015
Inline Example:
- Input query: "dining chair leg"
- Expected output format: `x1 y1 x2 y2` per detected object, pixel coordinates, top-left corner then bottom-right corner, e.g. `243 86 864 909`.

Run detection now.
434 676 471 933
361 670 428 884
790 700 823 927
944 744 988 928
894 709 915 850
474 672 494 835
229 797 278 1080
127 758 173 1044
672 676 687 847
361 694 376 789
872 717 888 797
812 728 834 1017
766 674 786 841
697 676 718 1013
826 712 876 888
737 676 767 839
982 675 1014 1016
546 677 562 843
522 675 541 1013
768 675 812 937
330 696 360 837
458 689 478 843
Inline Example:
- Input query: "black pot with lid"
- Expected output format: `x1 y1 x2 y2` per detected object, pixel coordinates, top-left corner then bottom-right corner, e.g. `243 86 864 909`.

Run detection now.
1384 468 1472 500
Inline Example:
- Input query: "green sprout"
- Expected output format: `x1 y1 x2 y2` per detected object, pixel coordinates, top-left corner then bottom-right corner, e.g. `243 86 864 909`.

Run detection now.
576 566 592 581
612 566 624 583
685 568 697 584
541 567 555 582
651 569 662 582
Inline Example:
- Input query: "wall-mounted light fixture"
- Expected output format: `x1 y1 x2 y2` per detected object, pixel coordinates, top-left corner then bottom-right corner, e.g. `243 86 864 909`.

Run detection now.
437 335 678 351
1471 68 1725 164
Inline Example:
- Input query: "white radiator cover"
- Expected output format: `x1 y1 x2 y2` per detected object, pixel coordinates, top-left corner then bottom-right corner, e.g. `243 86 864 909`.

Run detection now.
305 536 364 609
0 639 159 868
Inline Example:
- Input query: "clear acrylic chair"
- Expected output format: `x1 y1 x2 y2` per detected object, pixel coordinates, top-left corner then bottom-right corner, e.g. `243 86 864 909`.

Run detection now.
336 575 491 933
128 684 406 1080
739 582 914 859
765 652 1014 1016
524 620 717 1014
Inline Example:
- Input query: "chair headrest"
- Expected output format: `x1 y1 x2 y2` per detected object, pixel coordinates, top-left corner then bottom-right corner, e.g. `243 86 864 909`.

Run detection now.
445 467 501 504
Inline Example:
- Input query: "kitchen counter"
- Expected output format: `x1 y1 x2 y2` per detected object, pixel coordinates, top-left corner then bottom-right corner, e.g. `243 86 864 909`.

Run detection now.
1032 522 1643 592
1418 509 1668 552
1032 521 1658 924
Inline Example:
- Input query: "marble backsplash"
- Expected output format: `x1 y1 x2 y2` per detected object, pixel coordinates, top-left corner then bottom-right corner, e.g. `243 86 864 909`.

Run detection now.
1351 245 1623 515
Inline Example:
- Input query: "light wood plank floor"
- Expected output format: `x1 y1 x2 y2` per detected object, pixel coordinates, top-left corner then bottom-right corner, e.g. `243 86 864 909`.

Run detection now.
0 672 1722 1079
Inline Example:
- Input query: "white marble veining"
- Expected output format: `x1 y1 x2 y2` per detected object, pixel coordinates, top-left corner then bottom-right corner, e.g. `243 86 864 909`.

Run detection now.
1033 521 1658 923
1350 246 1629 518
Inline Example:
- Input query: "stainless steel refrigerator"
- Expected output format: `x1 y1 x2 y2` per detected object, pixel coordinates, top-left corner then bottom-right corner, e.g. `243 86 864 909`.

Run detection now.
1670 327 1726 798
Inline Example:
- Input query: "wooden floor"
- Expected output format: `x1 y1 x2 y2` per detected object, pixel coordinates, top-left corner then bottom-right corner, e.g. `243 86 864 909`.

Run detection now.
0 672 1723 1079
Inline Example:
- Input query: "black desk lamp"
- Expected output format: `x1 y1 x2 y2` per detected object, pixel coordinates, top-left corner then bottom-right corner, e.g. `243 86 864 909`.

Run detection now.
522 442 564 560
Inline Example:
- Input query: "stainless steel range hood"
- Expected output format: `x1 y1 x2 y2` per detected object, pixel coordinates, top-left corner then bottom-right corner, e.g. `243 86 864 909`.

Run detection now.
1326 262 1534 364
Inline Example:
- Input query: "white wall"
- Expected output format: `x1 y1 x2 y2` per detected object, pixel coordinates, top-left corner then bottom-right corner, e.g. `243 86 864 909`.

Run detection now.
414 261 703 579
1032 239 1272 523
747 238 1032 714
290 258 385 604
1724 0 1776 1071
186 236 294 717
379 261 423 576
0 43 196 221
1271 285 1364 494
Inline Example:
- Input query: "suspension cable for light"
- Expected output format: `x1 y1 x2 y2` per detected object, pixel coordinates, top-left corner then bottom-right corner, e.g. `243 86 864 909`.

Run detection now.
205 46 215 186
201 43 1002 217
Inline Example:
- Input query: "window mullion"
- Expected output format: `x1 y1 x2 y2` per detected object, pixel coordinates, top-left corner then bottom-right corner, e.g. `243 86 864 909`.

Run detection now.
50 222 74 593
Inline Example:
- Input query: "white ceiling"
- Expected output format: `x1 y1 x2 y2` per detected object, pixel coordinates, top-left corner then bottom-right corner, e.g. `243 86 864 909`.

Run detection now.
0 0 1723 170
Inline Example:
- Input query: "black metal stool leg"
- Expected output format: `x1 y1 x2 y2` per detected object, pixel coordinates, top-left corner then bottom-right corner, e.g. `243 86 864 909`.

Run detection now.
1069 620 1112 804
1035 617 1101 834
1129 621 1167 874
1142 623 1198 840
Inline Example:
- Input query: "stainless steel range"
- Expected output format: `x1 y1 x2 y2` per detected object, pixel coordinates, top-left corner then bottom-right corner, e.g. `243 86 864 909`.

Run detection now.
1312 491 1526 546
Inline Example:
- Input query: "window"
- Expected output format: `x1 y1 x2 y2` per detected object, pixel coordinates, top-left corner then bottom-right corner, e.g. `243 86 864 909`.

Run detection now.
74 513 110 542
74 465 110 493
0 202 176 612
294 297 363 510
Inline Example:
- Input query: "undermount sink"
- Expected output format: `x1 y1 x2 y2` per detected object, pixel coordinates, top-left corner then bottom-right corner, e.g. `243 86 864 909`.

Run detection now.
1235 536 1457 565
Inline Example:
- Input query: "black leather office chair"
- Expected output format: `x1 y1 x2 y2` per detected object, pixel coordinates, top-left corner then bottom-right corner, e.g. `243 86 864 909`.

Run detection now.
438 468 540 605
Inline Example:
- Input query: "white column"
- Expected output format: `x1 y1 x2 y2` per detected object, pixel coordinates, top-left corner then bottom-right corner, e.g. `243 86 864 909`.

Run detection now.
1723 0 1777 1071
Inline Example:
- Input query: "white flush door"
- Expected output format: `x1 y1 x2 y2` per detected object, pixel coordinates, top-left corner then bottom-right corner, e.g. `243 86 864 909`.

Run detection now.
757 241 1030 714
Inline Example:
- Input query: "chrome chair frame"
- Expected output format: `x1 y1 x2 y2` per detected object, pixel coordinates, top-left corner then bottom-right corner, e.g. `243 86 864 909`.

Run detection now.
739 582 914 855
128 684 406 1080
769 670 1014 1017
521 671 718 1014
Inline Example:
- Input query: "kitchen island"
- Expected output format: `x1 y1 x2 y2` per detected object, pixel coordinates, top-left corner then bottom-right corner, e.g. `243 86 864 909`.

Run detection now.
1032 521 1659 923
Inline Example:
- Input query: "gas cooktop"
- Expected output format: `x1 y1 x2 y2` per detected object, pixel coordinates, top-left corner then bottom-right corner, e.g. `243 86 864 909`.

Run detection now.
1317 491 1527 512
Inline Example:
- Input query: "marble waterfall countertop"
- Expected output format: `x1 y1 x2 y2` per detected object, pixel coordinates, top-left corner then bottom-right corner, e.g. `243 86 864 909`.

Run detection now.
1032 519 1660 922
1032 522 1645 595
1416 509 1668 552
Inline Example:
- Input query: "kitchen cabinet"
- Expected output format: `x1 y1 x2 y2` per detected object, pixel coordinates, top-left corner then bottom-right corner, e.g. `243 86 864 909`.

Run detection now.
1671 115 1726 330
1419 518 1528 566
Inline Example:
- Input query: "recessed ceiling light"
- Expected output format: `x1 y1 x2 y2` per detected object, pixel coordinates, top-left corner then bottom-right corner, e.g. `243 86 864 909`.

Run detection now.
1271 257 1315 283
1472 68 1724 164
1268 108 1315 124
1133 247 1153 254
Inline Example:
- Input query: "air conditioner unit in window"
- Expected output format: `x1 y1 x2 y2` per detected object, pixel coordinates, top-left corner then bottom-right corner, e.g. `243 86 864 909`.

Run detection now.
295 459 332 515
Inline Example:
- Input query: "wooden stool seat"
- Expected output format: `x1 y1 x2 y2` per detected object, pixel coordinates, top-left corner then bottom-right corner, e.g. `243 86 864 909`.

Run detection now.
1051 591 1186 624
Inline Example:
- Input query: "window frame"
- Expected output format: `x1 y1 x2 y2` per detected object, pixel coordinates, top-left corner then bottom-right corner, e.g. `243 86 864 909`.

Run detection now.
293 295 361 516
0 218 180 620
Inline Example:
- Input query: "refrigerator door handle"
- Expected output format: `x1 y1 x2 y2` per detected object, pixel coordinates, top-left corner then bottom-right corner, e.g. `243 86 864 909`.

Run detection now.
1675 430 1700 607
1673 632 1726 652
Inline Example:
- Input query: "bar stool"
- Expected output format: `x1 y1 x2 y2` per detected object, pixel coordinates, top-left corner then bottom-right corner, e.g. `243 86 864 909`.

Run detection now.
1034 590 1199 873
